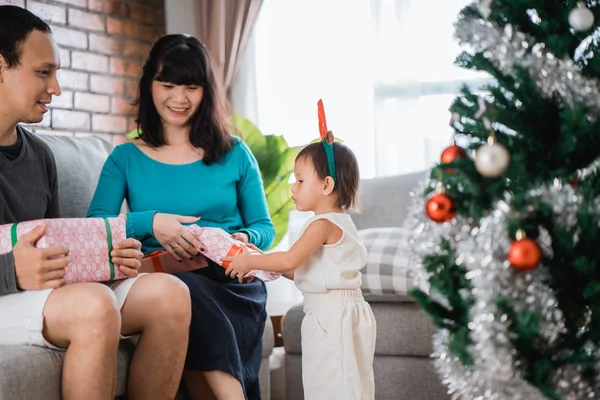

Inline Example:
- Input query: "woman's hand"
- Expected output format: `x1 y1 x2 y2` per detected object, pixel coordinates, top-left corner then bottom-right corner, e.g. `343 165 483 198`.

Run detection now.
231 232 249 244
152 213 205 261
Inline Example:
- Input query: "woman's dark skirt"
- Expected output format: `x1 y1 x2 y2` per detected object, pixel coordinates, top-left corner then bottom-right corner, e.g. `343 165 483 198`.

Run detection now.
175 261 267 400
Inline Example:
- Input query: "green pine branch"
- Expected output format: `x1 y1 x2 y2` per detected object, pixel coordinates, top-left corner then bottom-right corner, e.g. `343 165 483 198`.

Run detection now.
409 239 475 366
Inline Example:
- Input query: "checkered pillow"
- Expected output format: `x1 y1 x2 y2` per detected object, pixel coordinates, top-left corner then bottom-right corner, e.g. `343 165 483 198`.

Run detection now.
358 227 415 297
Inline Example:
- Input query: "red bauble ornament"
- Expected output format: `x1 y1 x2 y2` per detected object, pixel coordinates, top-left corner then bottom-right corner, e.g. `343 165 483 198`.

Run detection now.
425 193 457 223
440 144 466 164
509 236 541 271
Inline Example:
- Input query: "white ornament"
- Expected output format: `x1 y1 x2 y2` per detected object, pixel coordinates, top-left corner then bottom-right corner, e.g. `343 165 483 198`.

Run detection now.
569 3 595 32
477 0 493 19
475 138 510 178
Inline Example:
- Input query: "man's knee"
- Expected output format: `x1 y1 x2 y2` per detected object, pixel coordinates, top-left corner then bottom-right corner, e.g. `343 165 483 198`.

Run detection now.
144 274 191 321
77 284 121 328
43 283 121 346
69 285 120 340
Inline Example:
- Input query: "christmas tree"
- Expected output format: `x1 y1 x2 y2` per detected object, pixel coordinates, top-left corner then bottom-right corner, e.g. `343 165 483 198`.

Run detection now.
407 1 600 399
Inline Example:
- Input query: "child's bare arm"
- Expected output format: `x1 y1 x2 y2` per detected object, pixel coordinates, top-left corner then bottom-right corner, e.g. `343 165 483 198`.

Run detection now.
223 219 337 279
282 270 295 280
254 219 338 270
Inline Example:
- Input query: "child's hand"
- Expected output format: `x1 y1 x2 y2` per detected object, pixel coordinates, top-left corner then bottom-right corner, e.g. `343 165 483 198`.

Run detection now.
224 246 251 283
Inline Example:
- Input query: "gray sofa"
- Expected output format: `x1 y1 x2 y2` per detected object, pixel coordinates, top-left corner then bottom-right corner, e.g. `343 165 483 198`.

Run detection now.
283 171 450 400
0 133 274 399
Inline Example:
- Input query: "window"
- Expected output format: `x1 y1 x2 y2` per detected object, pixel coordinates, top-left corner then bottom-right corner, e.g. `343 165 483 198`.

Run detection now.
248 0 490 179
371 0 489 176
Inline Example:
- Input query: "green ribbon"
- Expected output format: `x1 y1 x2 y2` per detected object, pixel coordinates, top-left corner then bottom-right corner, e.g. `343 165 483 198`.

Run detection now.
322 141 337 188
10 218 116 281
10 223 17 248
103 218 115 280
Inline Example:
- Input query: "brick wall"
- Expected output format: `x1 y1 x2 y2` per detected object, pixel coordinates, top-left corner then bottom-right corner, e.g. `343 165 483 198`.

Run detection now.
1 0 165 144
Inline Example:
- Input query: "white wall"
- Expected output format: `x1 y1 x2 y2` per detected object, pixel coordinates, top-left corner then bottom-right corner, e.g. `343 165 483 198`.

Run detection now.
164 0 197 35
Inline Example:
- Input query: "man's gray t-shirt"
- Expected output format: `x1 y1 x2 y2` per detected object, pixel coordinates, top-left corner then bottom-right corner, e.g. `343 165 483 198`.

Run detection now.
0 126 59 294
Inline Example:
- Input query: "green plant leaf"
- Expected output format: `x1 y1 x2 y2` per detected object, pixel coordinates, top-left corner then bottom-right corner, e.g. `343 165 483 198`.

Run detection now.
231 113 300 248
231 114 268 166
127 128 140 139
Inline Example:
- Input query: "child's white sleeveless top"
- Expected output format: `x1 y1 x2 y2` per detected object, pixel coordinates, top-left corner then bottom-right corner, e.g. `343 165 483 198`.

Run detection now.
294 212 368 294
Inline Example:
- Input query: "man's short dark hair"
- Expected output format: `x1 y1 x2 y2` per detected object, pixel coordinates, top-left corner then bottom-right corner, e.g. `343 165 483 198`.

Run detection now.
0 5 51 68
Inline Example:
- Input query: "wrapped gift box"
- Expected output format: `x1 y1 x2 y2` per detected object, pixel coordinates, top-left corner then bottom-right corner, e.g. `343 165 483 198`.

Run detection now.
139 226 281 282
191 226 282 282
139 250 208 274
189 226 261 268
0 218 129 284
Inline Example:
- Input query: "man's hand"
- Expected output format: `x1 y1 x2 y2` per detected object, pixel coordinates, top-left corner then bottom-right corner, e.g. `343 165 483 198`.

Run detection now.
112 238 143 278
13 223 69 290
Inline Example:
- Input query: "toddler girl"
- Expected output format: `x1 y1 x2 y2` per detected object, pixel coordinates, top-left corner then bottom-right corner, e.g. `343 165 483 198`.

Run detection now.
224 100 376 400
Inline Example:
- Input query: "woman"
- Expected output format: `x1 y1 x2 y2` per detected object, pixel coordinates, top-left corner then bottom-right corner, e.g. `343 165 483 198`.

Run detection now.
87 34 275 400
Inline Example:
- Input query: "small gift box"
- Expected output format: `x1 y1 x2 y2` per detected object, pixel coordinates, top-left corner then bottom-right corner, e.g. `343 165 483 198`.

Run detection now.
191 226 281 282
0 218 129 284
188 226 261 268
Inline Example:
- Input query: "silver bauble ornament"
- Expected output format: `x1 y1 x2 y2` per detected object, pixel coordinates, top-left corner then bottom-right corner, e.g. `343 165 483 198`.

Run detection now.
475 138 510 178
569 3 595 32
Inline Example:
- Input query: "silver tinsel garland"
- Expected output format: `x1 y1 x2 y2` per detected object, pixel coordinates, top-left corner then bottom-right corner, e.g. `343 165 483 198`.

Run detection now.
406 182 598 399
454 17 600 113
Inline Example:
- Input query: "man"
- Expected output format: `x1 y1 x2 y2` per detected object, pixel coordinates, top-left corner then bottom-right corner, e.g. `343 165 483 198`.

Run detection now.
0 6 191 400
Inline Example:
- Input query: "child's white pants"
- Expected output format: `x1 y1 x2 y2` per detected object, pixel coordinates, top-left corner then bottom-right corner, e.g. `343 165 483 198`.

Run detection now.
301 289 376 400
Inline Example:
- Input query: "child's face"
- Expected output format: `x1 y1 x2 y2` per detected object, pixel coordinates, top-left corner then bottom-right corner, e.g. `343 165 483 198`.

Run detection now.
291 157 324 212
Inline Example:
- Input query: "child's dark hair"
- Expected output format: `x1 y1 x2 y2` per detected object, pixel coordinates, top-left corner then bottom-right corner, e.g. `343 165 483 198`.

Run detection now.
297 141 360 211
0 5 51 68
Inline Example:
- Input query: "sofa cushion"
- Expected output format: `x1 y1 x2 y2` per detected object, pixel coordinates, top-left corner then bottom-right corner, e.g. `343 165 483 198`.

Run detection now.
283 302 435 357
0 340 135 399
358 227 416 301
37 134 115 218
351 170 427 230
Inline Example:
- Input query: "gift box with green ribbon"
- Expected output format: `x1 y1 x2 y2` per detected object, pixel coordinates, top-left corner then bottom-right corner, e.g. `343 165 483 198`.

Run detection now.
0 217 129 283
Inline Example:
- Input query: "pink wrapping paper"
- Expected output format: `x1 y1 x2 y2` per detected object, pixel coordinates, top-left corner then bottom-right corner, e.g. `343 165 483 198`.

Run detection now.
139 226 281 282
189 226 261 267
0 218 129 284
191 226 281 282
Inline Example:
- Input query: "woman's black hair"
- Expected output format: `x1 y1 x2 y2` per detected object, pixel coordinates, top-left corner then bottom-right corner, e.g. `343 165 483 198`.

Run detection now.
135 34 233 163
